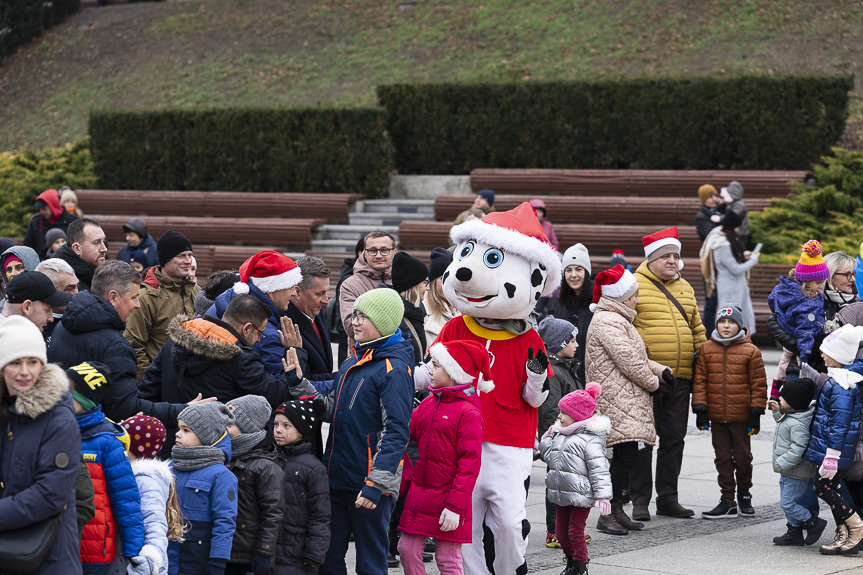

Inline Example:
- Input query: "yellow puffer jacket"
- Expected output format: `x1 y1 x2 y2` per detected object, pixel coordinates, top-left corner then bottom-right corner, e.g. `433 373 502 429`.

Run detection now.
633 261 706 381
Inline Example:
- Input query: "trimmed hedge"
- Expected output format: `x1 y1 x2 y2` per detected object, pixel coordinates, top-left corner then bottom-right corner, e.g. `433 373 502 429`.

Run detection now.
0 0 81 64
89 107 395 197
377 76 854 175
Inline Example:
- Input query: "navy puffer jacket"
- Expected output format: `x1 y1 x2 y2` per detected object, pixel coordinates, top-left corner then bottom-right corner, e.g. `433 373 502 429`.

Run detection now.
804 360 863 469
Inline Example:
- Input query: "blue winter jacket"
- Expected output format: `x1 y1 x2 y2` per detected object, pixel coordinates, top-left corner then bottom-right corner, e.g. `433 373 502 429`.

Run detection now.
207 283 286 377
117 234 159 269
168 433 238 575
767 275 825 362
804 360 863 469
78 408 145 562
856 256 863 293
317 330 414 504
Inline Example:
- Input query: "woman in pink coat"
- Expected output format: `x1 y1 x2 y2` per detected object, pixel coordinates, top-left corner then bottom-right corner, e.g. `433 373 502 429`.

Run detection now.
398 340 490 575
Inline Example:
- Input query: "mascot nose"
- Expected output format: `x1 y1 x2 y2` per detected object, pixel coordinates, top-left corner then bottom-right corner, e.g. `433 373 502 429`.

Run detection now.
455 267 473 282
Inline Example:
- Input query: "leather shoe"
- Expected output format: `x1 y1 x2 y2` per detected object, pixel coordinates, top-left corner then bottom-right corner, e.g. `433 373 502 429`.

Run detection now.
632 504 651 521
656 501 695 518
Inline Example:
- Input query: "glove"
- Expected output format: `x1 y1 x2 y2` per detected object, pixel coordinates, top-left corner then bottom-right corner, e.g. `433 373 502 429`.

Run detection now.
301 561 320 572
747 413 761 436
250 555 271 575
527 347 549 374
820 457 839 480
710 214 721 223
439 508 460 532
695 411 710 431
661 368 675 387
127 556 155 575
205 566 225 575
770 379 783 401
595 499 611 516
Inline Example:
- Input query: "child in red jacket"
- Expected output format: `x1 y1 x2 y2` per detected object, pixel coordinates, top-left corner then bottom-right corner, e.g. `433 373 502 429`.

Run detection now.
397 340 490 575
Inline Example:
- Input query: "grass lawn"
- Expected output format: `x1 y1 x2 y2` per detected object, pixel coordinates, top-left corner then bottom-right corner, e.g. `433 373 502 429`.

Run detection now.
1 0 861 152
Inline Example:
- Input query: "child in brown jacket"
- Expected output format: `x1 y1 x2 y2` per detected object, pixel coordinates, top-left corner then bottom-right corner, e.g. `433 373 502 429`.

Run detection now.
692 303 768 519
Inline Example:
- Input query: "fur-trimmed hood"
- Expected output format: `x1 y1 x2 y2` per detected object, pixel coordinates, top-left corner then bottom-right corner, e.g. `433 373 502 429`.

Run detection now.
168 314 242 361
8 363 72 419
132 456 175 486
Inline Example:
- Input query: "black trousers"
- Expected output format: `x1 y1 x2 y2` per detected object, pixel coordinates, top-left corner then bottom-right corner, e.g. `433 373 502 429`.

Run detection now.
610 441 639 503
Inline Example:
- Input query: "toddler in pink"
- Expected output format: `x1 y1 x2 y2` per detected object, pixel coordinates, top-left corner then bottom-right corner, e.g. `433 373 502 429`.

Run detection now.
397 340 490 575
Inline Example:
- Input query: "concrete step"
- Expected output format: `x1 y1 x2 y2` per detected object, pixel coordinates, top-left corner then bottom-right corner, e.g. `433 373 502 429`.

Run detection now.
359 199 435 214
349 212 433 227
314 224 398 241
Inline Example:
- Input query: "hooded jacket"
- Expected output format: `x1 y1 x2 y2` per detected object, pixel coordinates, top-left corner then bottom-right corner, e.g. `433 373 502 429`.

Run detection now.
804 361 863 470
633 261 706 381
78 408 145 564
1 245 40 283
274 440 330 574
338 256 392 348
138 314 293 456
539 415 613 508
772 407 817 481
694 203 724 243
227 438 285 565
168 433 238 575
117 233 159 269
125 266 201 381
48 291 187 424
768 275 825 362
398 384 484 544
0 364 82 575
586 297 664 447
692 328 768 423
24 189 78 259
528 199 559 251
538 353 582 438
726 181 749 239
54 243 97 293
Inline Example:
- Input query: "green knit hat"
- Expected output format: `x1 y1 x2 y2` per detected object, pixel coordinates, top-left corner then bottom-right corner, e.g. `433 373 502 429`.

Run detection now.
354 288 405 337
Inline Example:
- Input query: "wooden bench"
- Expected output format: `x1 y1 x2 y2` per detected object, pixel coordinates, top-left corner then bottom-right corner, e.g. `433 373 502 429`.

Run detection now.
78 190 359 222
435 195 775 224
470 169 811 199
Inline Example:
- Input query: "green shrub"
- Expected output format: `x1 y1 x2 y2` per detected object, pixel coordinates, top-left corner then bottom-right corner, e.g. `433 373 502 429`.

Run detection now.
0 138 95 236
89 107 395 198
0 0 80 64
377 76 854 175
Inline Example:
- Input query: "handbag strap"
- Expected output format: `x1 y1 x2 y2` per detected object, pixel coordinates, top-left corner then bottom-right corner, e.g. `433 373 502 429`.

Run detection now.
646 276 690 326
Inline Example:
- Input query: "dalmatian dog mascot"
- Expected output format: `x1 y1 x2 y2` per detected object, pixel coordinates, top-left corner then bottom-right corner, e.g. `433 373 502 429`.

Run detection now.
417 202 561 575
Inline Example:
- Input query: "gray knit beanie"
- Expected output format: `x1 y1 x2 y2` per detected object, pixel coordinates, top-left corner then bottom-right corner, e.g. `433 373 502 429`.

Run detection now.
538 316 578 354
179 402 234 446
194 290 215 318
226 395 272 434
716 303 745 330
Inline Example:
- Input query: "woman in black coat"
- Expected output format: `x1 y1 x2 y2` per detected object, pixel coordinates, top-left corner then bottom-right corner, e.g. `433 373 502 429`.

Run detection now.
390 252 430 365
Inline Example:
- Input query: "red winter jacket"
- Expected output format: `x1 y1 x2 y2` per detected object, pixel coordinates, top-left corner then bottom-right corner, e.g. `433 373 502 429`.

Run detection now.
398 384 484 543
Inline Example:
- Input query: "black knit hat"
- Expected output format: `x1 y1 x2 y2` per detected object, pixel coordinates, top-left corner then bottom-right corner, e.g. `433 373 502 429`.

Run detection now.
721 210 742 231
781 377 817 411
274 400 316 441
428 247 453 283
157 230 193 266
391 251 429 293
66 361 113 410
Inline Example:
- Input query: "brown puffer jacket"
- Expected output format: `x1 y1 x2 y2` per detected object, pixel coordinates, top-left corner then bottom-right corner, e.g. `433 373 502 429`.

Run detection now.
586 297 668 447
691 329 768 423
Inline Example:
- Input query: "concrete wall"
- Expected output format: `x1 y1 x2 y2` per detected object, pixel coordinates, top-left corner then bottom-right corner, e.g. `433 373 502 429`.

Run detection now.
388 175 471 199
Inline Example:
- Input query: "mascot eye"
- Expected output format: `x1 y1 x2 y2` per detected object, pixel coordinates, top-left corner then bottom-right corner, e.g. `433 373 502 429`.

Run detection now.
458 242 475 260
483 249 504 268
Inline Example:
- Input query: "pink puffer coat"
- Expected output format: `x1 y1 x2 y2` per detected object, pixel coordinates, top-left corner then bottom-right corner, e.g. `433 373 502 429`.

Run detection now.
398 384 484 543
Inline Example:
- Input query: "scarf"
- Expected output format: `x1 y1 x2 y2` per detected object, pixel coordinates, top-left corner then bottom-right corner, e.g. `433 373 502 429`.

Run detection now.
230 429 266 459
711 328 747 347
172 444 226 471
825 288 857 306
699 227 729 297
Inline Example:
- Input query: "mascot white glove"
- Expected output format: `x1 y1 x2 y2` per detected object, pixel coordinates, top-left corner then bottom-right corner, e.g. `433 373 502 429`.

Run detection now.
523 347 549 408
439 508 460 532
414 359 432 391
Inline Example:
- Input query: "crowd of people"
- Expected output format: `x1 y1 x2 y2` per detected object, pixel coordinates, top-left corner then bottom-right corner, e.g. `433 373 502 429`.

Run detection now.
3 183 863 575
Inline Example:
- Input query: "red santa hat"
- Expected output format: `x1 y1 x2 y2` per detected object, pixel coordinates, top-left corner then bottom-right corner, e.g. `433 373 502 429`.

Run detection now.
234 250 303 295
642 227 682 262
590 264 638 312
449 202 561 295
429 340 495 393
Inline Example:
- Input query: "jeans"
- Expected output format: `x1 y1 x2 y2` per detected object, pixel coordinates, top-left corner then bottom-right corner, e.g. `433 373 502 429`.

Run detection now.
321 489 396 575
780 476 812 526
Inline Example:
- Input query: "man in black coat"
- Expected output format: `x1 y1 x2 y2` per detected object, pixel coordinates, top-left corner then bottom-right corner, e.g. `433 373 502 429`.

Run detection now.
288 256 336 392
138 294 296 457
48 260 198 424
54 218 108 292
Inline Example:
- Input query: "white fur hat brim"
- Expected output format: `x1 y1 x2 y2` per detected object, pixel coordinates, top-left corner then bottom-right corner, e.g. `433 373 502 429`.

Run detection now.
429 343 495 392
234 267 302 295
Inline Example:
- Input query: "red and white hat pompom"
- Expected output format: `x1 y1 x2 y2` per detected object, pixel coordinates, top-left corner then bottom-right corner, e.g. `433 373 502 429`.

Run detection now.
429 340 495 393
590 264 638 312
234 250 303 295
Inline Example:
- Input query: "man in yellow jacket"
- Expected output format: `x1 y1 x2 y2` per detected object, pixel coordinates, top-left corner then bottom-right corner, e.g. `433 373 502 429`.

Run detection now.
629 227 706 522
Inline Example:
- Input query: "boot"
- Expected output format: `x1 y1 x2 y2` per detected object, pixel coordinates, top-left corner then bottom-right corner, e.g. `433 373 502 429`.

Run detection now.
424 537 436 553
820 524 849 555
840 514 863 554
559 556 576 575
631 504 651 521
737 492 755 516
573 560 589 574
657 500 695 518
802 514 828 546
596 512 629 535
772 523 805 546
612 501 644 531
386 553 400 568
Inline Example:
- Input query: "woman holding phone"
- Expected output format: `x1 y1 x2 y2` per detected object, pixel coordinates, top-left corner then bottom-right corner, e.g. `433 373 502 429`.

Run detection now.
707 210 759 333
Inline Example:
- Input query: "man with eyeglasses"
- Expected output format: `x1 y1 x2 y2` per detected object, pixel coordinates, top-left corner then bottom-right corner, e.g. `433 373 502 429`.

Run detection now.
125 230 201 381
339 230 398 348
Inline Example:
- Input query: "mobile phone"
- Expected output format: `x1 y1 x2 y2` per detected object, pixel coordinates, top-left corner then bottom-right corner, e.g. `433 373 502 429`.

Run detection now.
753 243 763 254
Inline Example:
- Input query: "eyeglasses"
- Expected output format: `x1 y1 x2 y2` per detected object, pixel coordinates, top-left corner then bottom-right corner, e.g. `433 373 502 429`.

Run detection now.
365 248 393 256
243 322 266 339
350 312 369 325
834 272 856 281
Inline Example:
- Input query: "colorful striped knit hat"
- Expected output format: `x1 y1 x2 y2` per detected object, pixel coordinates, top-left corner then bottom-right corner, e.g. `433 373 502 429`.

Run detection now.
795 240 830 282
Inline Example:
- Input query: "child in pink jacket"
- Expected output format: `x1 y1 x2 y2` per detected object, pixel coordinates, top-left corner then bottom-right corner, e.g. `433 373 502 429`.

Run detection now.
397 340 490 575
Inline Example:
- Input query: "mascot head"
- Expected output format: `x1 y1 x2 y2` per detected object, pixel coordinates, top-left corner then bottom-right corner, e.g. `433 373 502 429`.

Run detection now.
443 202 562 320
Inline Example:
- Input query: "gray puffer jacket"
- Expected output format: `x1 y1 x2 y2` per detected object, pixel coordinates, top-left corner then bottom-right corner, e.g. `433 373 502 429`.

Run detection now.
540 415 613 508
772 407 816 481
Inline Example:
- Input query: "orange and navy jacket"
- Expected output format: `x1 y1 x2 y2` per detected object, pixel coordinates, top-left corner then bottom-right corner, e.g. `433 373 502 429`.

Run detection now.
77 408 145 563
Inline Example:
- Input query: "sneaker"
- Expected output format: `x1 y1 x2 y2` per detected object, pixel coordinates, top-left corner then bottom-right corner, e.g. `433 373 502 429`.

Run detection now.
737 492 755 516
546 532 561 548
585 533 592 544
701 497 738 519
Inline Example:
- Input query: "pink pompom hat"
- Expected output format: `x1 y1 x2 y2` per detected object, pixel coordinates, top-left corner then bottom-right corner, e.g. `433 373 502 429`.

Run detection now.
558 382 602 422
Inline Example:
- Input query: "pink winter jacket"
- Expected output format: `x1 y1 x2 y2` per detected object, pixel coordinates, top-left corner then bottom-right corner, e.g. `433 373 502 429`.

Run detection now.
398 384 484 543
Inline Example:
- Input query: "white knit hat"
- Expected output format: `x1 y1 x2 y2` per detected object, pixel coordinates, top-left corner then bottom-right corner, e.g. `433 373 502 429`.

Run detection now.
0 315 47 369
562 243 591 276
821 324 863 366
